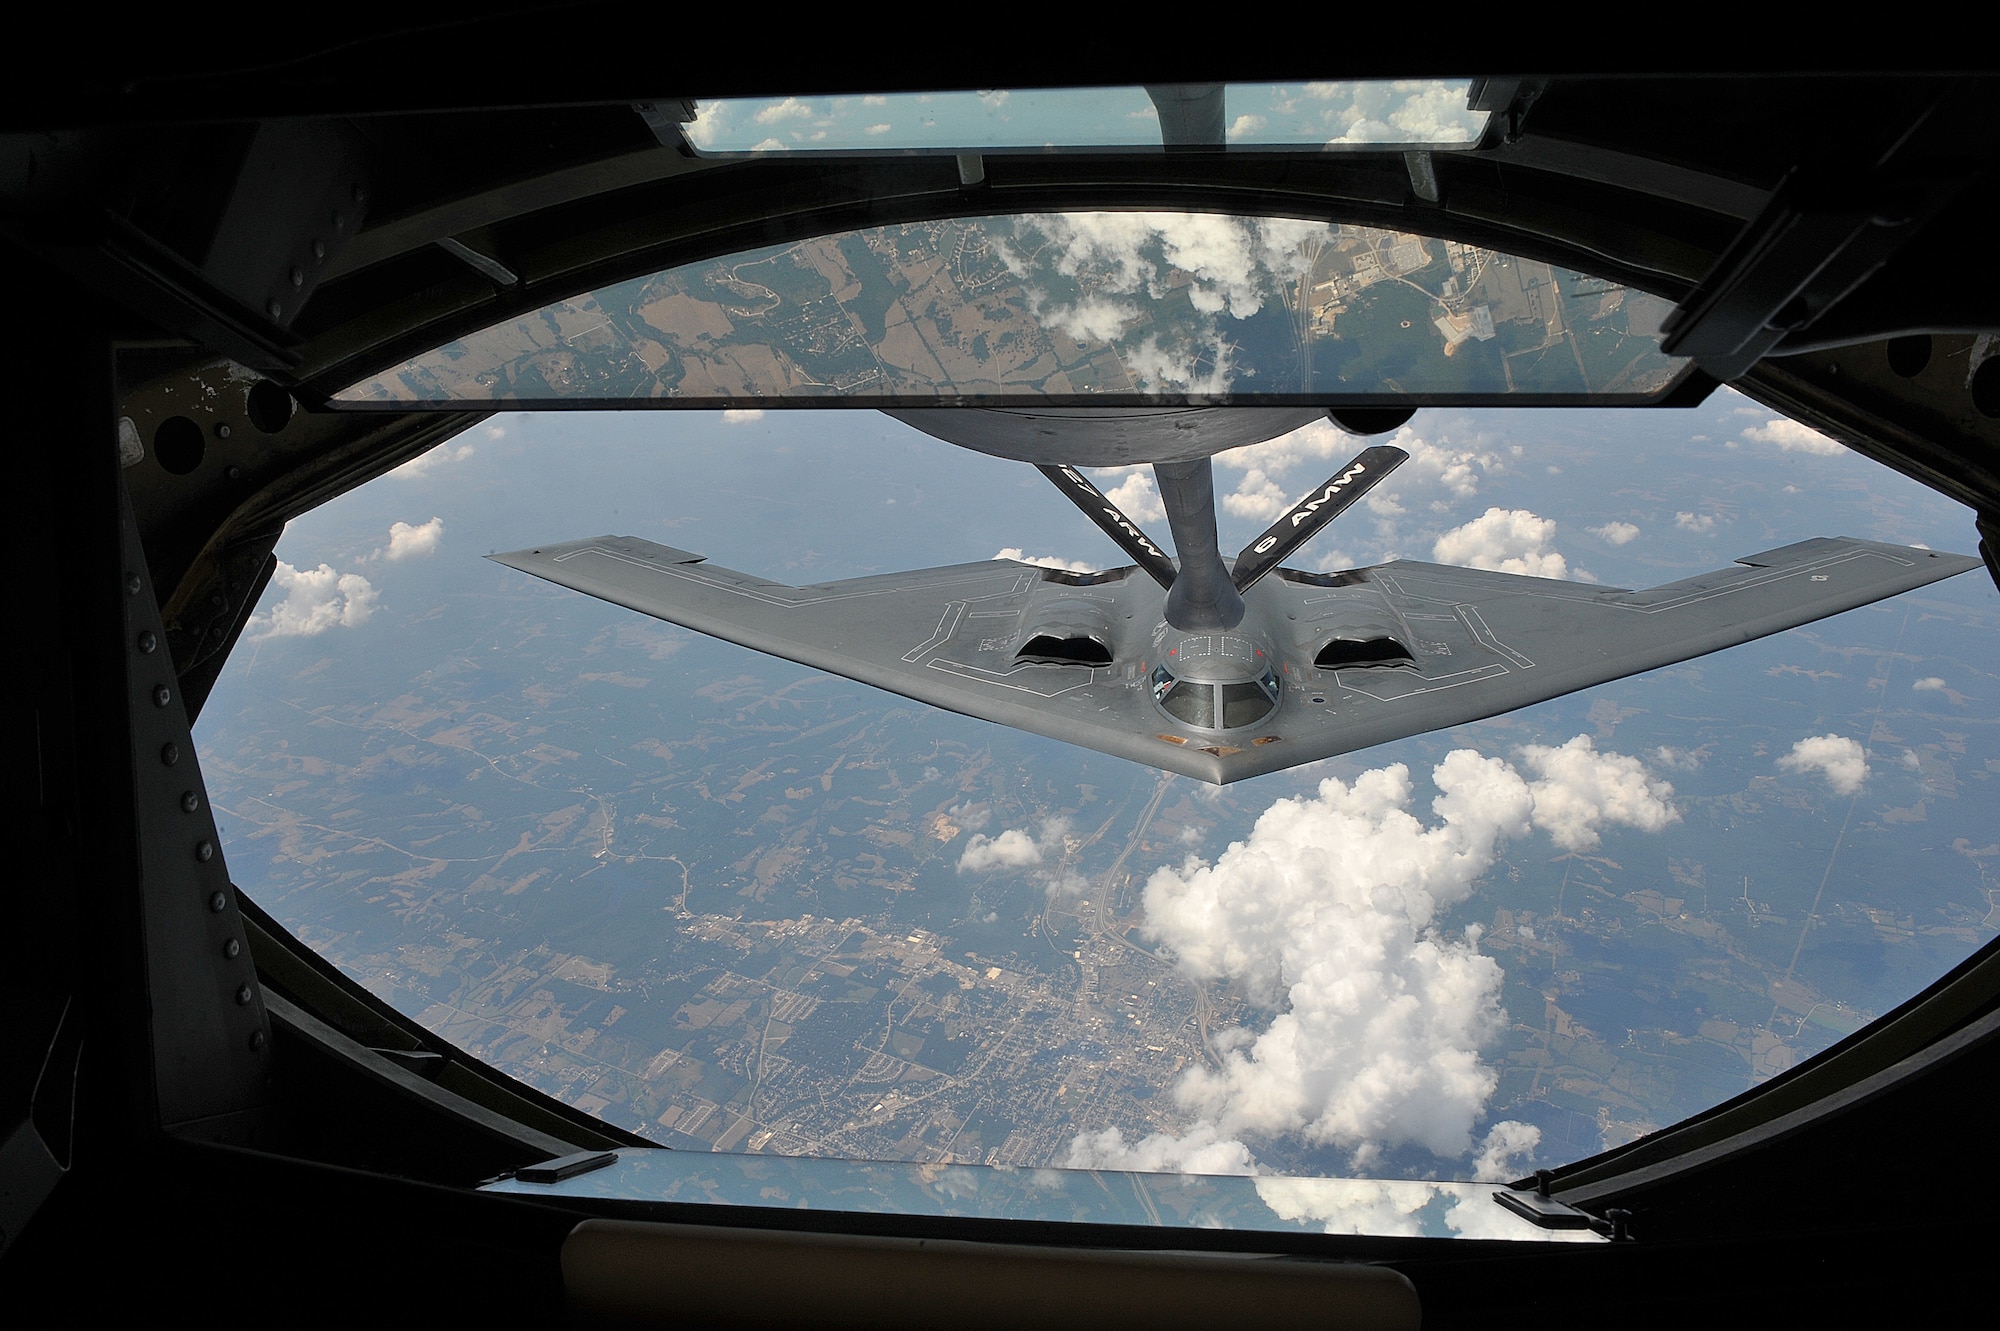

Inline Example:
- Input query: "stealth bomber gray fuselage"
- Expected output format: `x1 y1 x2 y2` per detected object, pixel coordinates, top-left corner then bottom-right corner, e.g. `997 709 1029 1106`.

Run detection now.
491 415 1979 783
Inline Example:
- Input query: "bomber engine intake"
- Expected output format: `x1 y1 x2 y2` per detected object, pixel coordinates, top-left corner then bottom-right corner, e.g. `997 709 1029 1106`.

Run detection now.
1013 597 1119 667
1299 587 1422 671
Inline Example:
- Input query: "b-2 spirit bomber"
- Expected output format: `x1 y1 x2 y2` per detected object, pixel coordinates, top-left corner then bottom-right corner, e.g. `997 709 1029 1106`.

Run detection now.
494 409 1978 784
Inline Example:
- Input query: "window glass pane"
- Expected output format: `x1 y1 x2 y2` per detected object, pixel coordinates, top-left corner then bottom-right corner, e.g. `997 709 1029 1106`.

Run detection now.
687 87 1161 152
478 1148 1598 1241
1162 681 1218 729
679 82 1486 155
1220 681 1277 729
195 395 1996 1192
1224 81 1487 148
334 215 1688 409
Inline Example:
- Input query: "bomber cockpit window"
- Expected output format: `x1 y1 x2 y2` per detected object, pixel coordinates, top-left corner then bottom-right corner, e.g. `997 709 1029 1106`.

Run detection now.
1152 664 1279 731
1152 664 1216 729
1220 668 1282 729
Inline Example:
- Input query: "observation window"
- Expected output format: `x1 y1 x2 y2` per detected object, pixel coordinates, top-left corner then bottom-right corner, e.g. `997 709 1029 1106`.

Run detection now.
678 81 1490 155
334 214 1689 410
193 387 1996 1206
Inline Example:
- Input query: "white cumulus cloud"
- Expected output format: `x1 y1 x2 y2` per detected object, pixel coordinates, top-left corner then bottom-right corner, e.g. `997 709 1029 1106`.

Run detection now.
1517 736 1682 851
1088 465 1168 524
1470 1119 1544 1182
958 827 1042 872
992 213 1333 396
390 441 474 479
1317 79 1488 146
1253 1174 1592 1241
995 548 1094 572
1913 677 1947 692
1217 421 1499 525
382 517 443 561
1041 297 1135 344
254 561 378 639
1206 420 1509 572
1432 508 1569 579
1392 430 1500 504
1778 734 1870 796
960 817 1083 886
1588 521 1640 546
752 97 815 124
1742 418 1843 456
1220 467 1293 522
1070 739 1676 1174
1675 512 1717 533
946 801 992 833
1006 212 1320 324
1066 1123 1256 1176
1120 334 1234 396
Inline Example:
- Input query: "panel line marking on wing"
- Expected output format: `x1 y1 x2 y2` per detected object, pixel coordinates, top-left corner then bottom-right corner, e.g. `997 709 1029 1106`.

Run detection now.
903 602 968 662
551 545 1014 608
1336 662 1512 700
1458 606 1536 668
927 659 1098 698
1601 549 1900 613
1400 548 1907 617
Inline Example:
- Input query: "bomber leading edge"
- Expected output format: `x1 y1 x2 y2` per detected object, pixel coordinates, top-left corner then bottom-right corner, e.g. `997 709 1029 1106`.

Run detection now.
493 413 1979 784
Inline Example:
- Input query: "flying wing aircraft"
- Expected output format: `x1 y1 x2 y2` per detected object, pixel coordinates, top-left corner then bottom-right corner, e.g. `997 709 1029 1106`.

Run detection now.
494 443 1979 783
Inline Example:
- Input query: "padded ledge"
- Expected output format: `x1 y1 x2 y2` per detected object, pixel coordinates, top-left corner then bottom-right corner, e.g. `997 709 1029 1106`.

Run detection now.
564 1217 1419 1330
264 989 588 1164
